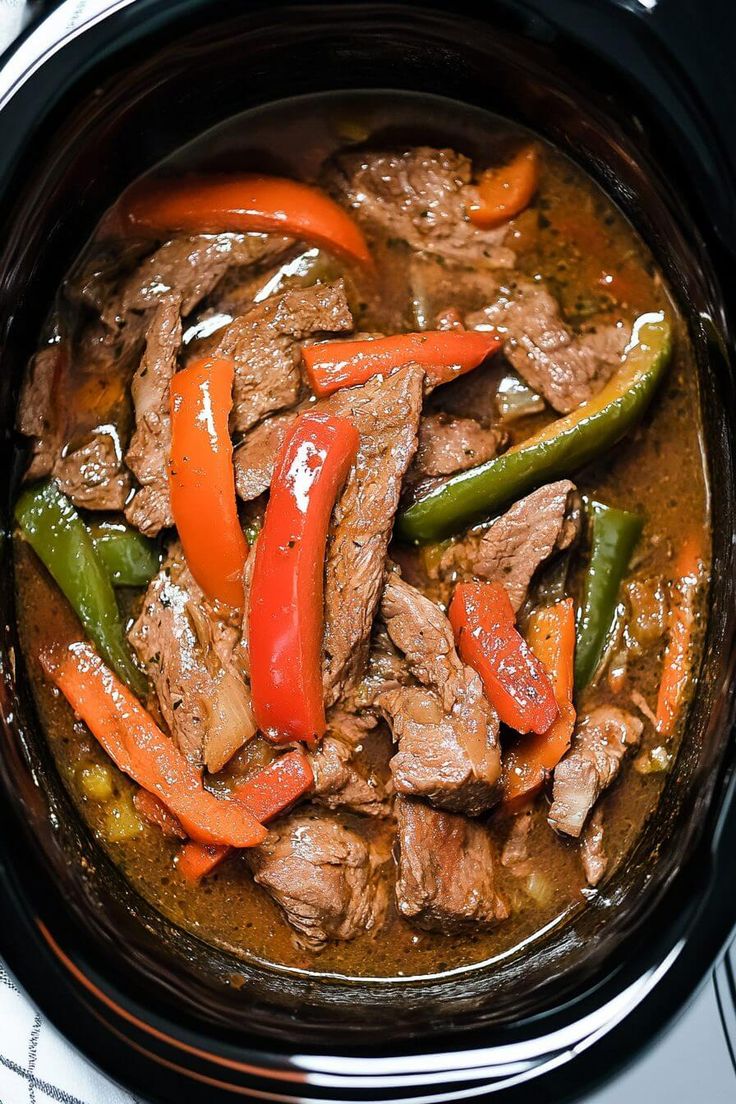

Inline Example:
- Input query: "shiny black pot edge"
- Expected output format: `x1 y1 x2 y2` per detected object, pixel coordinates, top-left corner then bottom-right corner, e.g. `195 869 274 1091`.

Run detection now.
0 2 735 1101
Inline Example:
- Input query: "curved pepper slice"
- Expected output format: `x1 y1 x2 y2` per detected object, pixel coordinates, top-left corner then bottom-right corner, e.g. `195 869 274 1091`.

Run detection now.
249 412 359 744
15 481 146 695
503 598 576 805
41 642 267 849
303 330 502 398
398 312 672 543
449 581 558 735
178 750 314 881
574 500 643 689
87 521 160 588
114 174 371 265
468 146 539 229
169 356 247 610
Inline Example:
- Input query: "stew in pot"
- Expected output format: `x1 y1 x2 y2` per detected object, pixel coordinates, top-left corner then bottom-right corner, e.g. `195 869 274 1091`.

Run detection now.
13 110 709 979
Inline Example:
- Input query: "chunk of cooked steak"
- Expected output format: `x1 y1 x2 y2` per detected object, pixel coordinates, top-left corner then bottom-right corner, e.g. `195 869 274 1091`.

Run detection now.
234 411 296 502
378 573 501 814
310 709 392 817
215 282 353 432
16 345 64 480
124 298 182 535
395 798 507 932
548 706 643 837
247 809 390 949
437 480 581 611
129 543 254 771
501 809 533 876
467 279 629 412
408 413 506 480
327 147 516 269
322 365 424 704
54 430 132 510
581 806 607 887
109 232 294 322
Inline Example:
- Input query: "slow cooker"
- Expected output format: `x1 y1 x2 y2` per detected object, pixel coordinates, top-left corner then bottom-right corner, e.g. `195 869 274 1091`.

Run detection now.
1 1 735 1100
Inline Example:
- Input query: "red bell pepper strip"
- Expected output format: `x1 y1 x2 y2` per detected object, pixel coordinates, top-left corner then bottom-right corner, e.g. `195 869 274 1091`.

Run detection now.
302 330 502 398
449 581 558 735
134 789 186 839
655 532 704 736
178 750 314 881
114 174 372 265
248 412 359 744
41 641 267 849
467 146 539 229
503 599 576 804
169 356 247 610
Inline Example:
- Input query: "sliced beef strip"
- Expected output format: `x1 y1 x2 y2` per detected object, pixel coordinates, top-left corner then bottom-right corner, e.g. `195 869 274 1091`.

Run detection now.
234 411 296 502
581 806 608 887
327 147 516 269
436 480 581 611
377 573 501 815
395 797 508 933
54 430 132 510
548 706 643 838
467 279 629 413
215 281 353 433
124 298 183 536
322 364 424 704
106 232 294 324
129 543 255 772
247 808 390 949
310 709 393 818
408 413 507 481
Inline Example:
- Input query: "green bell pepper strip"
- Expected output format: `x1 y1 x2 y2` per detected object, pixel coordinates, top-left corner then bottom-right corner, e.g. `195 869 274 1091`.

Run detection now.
14 482 147 696
87 521 160 587
397 312 672 544
574 499 644 690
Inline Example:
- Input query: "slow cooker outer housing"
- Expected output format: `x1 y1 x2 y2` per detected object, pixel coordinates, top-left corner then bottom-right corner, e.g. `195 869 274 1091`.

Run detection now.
0 1 735 1101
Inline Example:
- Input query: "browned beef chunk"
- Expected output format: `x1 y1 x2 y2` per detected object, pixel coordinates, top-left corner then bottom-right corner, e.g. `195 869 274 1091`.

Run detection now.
16 346 64 480
467 279 629 413
394 798 507 932
215 282 353 433
322 365 424 704
408 413 506 481
581 806 607 886
378 574 501 815
310 709 392 817
129 543 254 771
327 147 516 269
501 809 533 876
247 809 390 949
124 299 182 535
234 411 296 502
107 232 293 323
54 431 131 510
548 706 643 837
437 480 581 611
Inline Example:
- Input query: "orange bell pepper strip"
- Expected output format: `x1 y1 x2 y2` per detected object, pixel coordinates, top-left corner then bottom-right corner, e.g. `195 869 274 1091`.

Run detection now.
40 642 267 848
449 581 558 734
468 146 539 229
655 532 705 736
248 412 359 744
178 750 314 882
502 599 577 804
169 356 247 610
114 174 372 266
302 330 502 398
